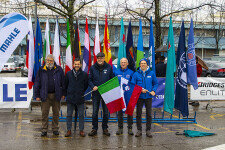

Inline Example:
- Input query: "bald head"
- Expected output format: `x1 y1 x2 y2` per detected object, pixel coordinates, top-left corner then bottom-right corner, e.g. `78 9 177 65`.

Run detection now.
120 57 129 70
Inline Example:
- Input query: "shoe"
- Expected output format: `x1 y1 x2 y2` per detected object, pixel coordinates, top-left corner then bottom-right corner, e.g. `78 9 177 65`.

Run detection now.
103 129 110 136
65 130 71 137
53 131 59 136
41 132 47 137
80 131 86 137
88 129 97 136
135 130 142 137
116 128 123 135
128 128 134 135
146 130 153 138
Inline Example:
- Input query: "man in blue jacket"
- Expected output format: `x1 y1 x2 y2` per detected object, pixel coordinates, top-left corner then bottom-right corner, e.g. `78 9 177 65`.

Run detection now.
88 52 114 136
34 54 66 137
114 58 134 135
131 58 158 138
64 58 88 137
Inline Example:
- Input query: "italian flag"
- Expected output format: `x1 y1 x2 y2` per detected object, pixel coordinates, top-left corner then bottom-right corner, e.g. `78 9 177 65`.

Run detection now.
98 77 125 114
65 19 72 74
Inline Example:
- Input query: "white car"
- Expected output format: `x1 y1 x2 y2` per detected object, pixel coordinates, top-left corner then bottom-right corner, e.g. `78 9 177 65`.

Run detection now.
1 57 16 72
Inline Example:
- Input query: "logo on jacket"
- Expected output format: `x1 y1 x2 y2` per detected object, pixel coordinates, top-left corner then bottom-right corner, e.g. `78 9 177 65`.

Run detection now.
147 76 152 78
103 69 107 74
126 75 130 79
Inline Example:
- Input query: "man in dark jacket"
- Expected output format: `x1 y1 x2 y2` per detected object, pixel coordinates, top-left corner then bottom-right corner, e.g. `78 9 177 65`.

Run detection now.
88 52 114 136
156 56 167 77
34 54 66 137
64 58 88 137
131 58 158 138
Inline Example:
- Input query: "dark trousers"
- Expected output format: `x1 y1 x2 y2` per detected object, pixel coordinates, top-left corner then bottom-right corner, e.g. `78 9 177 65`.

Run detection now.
41 93 60 132
117 110 133 129
66 103 84 131
92 94 109 130
136 98 152 131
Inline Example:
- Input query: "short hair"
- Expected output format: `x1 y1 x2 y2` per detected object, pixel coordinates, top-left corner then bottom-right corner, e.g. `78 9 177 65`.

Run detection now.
73 58 81 64
46 54 54 60
96 52 105 58
120 57 128 63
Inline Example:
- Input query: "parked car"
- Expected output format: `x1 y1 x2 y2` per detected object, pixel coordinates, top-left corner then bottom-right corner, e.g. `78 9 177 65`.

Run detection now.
202 61 225 77
1 57 16 72
13 55 25 68
21 66 28 77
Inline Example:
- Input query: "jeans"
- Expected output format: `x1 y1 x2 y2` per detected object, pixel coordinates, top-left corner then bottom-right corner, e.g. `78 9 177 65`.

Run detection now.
66 103 84 131
92 93 109 130
136 98 152 131
117 110 133 129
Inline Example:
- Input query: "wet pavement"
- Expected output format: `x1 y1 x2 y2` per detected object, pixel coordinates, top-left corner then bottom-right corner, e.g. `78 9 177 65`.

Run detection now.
1 101 225 150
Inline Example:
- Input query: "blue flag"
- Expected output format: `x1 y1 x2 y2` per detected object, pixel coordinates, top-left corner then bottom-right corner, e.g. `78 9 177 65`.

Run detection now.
126 21 135 71
33 18 43 80
149 16 155 73
175 21 189 117
187 19 198 90
136 19 144 69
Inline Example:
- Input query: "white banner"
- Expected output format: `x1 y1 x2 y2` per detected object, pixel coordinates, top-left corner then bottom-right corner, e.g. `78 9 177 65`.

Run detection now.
0 13 29 71
0 77 33 108
190 77 225 100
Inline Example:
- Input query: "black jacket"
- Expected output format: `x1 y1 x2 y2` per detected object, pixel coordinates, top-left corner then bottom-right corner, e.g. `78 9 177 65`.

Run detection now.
89 62 114 95
65 68 88 104
156 62 167 77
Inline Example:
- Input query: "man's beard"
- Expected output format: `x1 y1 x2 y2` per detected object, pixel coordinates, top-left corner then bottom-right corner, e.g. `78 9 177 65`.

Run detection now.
47 63 54 69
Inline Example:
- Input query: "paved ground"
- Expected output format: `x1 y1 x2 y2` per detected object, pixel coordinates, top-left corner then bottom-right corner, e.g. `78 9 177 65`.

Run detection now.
1 101 225 150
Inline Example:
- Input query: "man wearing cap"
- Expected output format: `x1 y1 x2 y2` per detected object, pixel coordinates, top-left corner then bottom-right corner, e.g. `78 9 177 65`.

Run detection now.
131 58 158 138
114 57 134 135
88 52 114 136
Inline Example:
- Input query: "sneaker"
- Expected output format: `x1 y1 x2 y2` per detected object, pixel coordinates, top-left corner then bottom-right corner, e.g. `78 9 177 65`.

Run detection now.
103 129 110 136
53 131 59 136
41 132 47 137
135 130 142 137
146 130 153 138
128 128 134 135
88 129 97 136
65 130 71 137
80 131 86 137
116 128 123 135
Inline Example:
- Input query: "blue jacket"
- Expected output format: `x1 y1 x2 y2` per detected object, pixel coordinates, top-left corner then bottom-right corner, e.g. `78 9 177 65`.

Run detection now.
34 64 66 101
114 68 134 83
131 68 158 99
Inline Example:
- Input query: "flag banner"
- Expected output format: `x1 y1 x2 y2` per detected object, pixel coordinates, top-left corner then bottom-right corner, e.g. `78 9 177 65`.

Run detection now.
126 21 135 71
136 19 144 69
74 19 81 59
187 19 198 90
117 17 126 69
149 16 155 73
27 16 35 89
53 19 61 66
65 19 72 74
43 18 51 62
0 77 33 108
93 17 101 63
103 15 112 66
0 12 29 71
175 21 189 117
98 77 125 114
82 18 91 74
121 77 142 116
34 17 43 79
164 17 176 114
190 77 225 101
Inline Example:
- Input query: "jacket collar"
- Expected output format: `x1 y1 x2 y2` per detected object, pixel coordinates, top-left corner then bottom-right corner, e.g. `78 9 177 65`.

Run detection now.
42 64 57 71
120 67 128 72
137 66 150 75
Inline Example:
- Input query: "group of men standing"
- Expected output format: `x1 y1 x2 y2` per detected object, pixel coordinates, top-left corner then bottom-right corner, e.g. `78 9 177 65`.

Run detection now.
34 52 158 138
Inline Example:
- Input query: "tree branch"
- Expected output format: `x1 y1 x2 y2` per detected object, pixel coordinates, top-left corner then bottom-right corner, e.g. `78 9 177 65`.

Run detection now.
72 0 96 16
58 0 68 10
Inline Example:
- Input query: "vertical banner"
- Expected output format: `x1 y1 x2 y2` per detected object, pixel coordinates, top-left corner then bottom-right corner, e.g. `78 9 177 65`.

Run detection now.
0 77 33 108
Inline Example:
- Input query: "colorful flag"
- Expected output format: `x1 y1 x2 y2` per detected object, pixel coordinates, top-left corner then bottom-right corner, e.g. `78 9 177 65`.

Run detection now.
126 21 135 71
149 16 155 72
117 17 126 69
187 19 198 90
53 18 61 66
27 16 35 89
164 17 176 114
175 21 189 117
65 19 72 74
43 18 51 62
93 17 101 63
74 18 81 60
34 17 43 79
103 15 112 66
98 77 125 114
121 77 142 116
82 18 91 74
136 19 144 69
